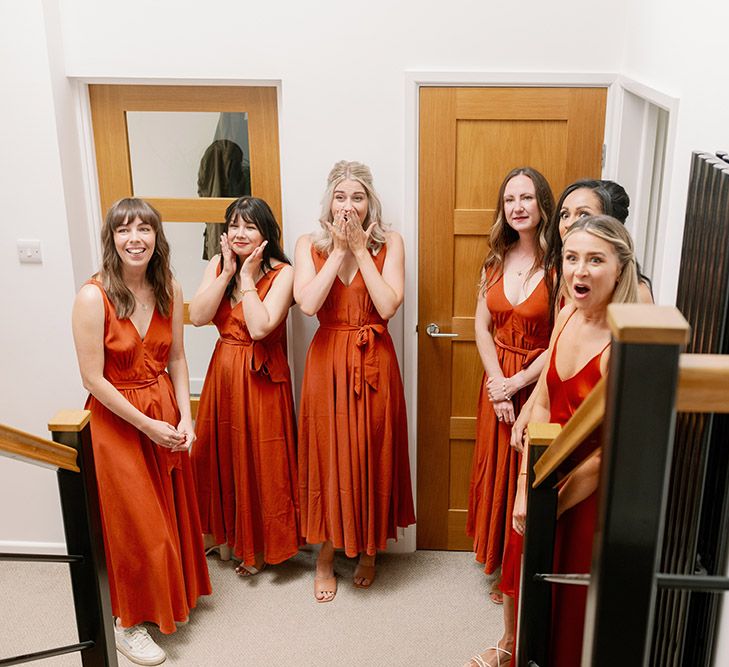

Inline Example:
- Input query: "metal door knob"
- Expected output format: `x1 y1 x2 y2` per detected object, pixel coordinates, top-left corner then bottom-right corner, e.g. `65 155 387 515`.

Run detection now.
425 323 459 338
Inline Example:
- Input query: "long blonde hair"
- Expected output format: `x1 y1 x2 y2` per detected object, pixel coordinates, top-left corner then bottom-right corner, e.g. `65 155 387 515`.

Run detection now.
100 198 173 319
561 215 639 304
313 160 388 255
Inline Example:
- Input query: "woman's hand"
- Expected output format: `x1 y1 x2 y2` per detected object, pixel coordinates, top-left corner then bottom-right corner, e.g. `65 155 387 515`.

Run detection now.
512 475 528 535
487 371 524 402
240 240 268 283
174 418 196 452
142 418 186 449
325 208 350 253
493 399 515 424
510 410 530 453
344 209 372 256
219 233 237 280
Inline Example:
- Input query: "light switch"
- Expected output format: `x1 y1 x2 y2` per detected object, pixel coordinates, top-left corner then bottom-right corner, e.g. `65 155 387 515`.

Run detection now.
17 239 42 264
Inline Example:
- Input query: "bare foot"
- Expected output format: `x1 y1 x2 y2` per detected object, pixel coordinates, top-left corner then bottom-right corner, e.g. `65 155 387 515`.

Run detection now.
314 542 336 602
235 553 266 576
353 552 376 588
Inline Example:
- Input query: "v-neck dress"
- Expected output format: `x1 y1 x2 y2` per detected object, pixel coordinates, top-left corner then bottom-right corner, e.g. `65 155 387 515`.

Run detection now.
298 245 416 557
84 279 211 634
467 272 551 574
191 265 301 566
499 309 608 665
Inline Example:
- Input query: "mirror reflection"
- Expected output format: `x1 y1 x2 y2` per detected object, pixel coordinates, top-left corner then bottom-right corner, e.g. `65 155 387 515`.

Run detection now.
128 111 251 258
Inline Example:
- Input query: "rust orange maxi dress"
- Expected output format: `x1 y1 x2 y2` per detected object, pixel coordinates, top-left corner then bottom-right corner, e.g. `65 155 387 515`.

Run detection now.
467 274 551 574
191 265 300 567
84 280 211 634
298 245 416 556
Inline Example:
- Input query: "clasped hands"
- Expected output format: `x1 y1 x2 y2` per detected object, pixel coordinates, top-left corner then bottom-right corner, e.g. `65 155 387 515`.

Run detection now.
144 418 195 452
487 371 524 425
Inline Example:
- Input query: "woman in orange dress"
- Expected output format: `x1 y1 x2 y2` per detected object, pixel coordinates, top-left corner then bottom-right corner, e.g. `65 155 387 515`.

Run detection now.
189 196 299 575
294 160 415 602
72 198 211 666
465 167 555 666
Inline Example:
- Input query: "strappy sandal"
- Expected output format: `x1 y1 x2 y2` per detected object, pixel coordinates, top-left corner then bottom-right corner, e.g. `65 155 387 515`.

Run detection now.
235 561 266 576
353 563 376 588
314 575 337 603
464 646 512 667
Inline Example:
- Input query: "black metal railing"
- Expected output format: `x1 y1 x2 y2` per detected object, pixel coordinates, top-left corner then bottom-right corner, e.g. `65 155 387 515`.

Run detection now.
515 304 729 667
0 412 116 667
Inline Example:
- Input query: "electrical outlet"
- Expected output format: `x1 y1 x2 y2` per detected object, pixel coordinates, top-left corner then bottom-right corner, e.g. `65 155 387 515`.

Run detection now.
17 239 42 264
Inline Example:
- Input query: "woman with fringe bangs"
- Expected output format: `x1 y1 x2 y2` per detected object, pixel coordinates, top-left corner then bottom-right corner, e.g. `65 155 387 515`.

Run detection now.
189 196 300 577
72 198 211 666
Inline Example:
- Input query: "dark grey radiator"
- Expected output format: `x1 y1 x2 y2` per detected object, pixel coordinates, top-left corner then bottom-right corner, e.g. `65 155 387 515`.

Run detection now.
651 151 729 667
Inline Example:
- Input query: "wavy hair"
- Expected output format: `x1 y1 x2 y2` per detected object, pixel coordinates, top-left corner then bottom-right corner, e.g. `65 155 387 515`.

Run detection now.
100 198 172 319
480 167 555 292
561 215 639 304
220 196 291 299
313 160 388 255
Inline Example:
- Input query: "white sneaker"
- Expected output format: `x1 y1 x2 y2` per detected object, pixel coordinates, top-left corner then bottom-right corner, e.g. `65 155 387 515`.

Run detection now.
114 623 166 666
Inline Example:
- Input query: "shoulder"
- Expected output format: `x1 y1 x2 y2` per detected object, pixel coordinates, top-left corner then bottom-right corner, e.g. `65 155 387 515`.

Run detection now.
553 302 576 331
75 281 104 308
384 230 403 247
296 233 314 248
270 261 294 278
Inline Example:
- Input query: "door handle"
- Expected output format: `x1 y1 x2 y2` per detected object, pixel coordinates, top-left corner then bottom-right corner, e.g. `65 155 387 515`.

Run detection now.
425 323 459 338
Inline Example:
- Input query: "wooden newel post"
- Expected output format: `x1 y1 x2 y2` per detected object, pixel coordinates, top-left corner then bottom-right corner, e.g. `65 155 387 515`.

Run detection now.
517 423 562 667
49 410 117 667
583 305 690 666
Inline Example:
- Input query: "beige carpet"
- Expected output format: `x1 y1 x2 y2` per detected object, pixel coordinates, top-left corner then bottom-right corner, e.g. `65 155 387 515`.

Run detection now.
0 549 503 666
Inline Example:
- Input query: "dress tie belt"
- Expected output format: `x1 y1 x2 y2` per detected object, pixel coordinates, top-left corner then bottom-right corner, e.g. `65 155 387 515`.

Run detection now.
114 373 169 390
320 322 387 395
219 337 287 382
493 336 545 367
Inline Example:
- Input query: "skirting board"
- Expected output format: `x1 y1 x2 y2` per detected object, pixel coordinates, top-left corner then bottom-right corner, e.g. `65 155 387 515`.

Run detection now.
0 540 66 555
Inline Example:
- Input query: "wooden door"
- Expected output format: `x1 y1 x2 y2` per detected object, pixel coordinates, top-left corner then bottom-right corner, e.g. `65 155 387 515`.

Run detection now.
417 87 607 550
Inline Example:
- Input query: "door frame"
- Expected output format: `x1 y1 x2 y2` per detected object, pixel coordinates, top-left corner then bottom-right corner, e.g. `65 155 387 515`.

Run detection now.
403 71 676 551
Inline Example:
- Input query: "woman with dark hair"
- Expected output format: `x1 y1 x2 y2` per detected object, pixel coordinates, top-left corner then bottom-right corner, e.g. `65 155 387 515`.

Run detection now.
466 167 555 649
189 196 299 577
294 160 415 602
72 198 211 666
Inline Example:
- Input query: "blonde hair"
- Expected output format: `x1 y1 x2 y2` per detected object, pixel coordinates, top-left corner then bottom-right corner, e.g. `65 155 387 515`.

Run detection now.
313 160 388 254
561 215 639 304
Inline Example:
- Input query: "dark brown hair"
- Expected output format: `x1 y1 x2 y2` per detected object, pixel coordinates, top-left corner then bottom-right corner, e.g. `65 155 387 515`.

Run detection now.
100 198 172 319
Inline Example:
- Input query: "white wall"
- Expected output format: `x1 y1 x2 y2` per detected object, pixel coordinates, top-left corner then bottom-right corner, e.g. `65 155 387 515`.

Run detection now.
0 0 87 550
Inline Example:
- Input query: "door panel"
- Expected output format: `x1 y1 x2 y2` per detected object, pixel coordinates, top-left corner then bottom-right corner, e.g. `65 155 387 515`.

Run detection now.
417 86 606 550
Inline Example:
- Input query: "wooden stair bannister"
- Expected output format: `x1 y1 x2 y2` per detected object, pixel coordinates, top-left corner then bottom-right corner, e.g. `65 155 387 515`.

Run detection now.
0 412 117 667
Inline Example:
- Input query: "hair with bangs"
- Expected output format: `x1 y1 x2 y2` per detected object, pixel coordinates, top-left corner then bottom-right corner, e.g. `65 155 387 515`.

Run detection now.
313 160 388 255
100 197 172 319
480 166 555 292
220 196 291 299
560 215 639 305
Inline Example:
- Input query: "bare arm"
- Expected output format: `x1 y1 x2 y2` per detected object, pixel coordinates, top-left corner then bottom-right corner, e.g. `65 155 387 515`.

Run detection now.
474 276 515 423
72 283 185 449
167 281 195 450
293 233 345 316
349 226 404 321
189 250 235 326
240 260 294 340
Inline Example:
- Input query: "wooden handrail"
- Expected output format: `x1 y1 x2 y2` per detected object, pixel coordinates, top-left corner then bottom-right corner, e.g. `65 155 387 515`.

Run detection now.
532 376 606 487
676 354 729 413
0 412 85 473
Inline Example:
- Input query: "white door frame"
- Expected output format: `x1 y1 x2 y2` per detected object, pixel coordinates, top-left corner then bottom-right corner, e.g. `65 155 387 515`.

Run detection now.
402 71 676 551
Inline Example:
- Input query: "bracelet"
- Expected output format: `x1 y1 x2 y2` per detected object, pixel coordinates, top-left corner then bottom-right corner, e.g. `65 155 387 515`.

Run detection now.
519 472 527 476
239 288 257 296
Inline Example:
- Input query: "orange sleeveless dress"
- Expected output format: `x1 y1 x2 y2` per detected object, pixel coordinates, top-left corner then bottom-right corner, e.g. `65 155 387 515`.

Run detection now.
467 274 551 574
191 265 300 566
298 245 416 557
499 310 606 665
84 280 211 634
